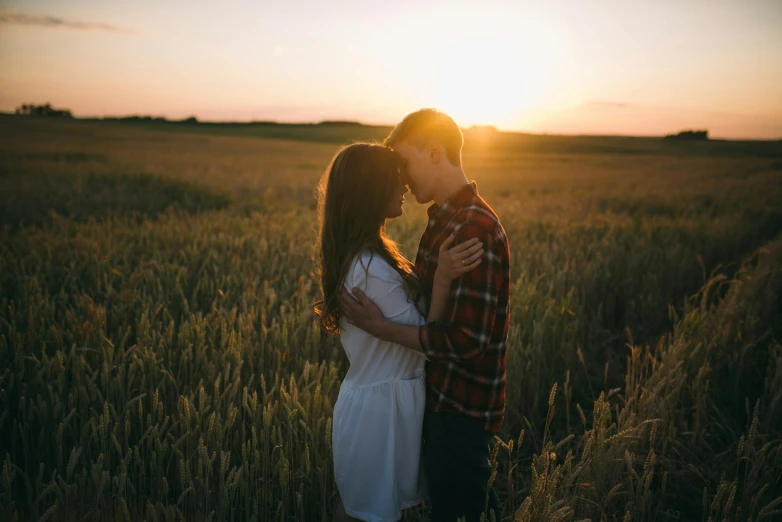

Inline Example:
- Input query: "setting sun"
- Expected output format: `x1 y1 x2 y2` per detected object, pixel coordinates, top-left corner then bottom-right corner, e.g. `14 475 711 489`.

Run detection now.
431 33 540 127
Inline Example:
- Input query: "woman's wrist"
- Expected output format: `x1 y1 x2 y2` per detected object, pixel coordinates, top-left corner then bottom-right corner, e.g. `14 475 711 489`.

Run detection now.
433 272 451 288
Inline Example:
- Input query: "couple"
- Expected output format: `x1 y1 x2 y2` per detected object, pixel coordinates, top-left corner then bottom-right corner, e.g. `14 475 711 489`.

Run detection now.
314 109 511 522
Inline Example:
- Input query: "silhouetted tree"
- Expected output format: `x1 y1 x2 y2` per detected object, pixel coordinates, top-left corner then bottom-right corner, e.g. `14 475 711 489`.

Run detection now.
664 130 709 141
15 103 72 118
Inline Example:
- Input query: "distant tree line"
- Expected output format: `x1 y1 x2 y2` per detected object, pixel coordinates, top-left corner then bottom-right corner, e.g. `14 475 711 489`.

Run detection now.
10 106 378 129
15 103 73 118
664 130 709 141
103 115 168 123
100 116 372 128
98 115 202 124
465 124 498 134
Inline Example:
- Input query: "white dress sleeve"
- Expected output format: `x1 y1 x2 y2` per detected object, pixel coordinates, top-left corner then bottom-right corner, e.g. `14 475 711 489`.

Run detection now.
346 252 425 326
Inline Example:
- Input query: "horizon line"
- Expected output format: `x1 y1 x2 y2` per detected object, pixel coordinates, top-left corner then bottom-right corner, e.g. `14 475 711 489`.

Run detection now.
2 111 780 142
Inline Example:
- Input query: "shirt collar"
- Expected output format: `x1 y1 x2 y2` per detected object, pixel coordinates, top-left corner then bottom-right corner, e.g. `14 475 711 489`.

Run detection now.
427 181 479 224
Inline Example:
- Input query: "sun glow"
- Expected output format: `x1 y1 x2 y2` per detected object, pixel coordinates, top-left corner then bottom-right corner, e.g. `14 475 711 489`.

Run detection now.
429 31 557 128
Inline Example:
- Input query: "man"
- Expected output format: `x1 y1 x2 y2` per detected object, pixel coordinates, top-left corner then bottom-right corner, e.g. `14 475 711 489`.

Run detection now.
340 108 510 522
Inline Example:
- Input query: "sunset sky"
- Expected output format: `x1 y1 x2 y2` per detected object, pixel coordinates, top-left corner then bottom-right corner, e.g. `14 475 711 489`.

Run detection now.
1 0 781 139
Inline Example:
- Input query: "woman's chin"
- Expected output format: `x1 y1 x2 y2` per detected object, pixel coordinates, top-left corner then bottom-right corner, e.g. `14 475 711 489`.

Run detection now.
386 207 404 219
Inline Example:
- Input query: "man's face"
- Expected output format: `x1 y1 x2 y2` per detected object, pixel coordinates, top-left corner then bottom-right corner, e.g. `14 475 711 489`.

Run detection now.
393 140 436 204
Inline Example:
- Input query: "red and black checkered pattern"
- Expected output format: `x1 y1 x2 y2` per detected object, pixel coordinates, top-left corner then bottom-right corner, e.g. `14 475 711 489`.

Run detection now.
416 182 510 433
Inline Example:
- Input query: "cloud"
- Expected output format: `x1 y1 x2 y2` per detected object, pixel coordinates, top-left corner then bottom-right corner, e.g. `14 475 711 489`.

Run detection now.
0 9 136 34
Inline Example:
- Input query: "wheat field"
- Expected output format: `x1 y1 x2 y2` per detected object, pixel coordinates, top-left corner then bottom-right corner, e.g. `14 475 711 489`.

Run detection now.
1 115 781 521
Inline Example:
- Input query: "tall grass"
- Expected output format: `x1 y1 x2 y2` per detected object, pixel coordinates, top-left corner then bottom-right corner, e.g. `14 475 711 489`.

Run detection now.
1 117 781 520
496 237 782 521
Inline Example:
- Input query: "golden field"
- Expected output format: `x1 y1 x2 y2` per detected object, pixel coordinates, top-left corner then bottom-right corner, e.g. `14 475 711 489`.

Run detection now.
1 115 781 521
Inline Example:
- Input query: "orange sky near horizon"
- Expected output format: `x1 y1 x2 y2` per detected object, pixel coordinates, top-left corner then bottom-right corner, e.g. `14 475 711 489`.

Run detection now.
1 0 781 139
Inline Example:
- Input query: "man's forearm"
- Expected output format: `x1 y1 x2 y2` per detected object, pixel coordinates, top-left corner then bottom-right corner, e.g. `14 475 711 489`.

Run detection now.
373 319 424 353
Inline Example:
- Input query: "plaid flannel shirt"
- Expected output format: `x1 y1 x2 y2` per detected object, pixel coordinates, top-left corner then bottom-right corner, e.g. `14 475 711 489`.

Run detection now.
416 182 510 433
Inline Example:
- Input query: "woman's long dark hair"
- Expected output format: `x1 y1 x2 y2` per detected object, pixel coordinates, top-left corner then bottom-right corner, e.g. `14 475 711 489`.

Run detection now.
314 143 422 334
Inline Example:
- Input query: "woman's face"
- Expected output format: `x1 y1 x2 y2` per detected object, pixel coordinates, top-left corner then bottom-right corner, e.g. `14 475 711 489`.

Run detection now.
384 173 409 219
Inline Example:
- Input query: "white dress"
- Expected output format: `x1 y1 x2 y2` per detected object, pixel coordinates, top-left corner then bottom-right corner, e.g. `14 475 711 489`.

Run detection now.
333 251 428 522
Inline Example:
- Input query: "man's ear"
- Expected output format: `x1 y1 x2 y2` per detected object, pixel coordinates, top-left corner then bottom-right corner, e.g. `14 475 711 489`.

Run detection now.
428 141 442 165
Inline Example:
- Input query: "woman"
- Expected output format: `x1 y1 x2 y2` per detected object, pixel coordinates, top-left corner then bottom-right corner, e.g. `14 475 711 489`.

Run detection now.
314 143 483 522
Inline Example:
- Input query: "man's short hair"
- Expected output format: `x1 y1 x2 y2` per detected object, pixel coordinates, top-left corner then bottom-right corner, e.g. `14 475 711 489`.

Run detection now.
384 109 463 167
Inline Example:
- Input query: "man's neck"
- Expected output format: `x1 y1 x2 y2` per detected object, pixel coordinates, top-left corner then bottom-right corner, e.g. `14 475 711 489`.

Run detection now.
433 167 469 206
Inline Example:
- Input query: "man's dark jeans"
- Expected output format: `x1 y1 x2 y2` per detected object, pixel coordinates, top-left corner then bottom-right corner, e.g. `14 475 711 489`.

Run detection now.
423 411 500 522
